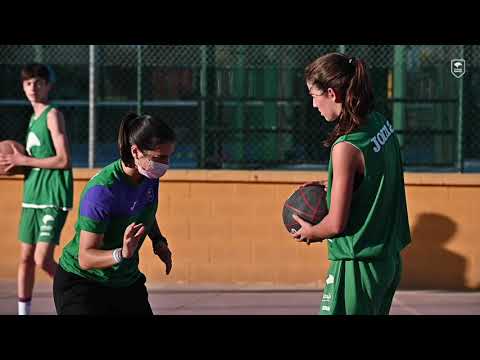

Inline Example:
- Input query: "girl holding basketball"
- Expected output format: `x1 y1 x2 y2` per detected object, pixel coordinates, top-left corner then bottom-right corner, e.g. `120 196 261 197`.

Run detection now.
53 112 175 315
291 53 411 315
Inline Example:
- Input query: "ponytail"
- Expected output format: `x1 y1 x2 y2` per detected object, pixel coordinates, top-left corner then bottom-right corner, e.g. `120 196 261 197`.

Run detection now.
344 58 374 130
118 112 140 167
117 111 176 167
305 53 374 147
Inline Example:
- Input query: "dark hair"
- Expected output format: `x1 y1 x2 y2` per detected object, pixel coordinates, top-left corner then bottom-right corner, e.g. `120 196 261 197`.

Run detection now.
118 112 176 167
305 52 374 147
21 63 54 84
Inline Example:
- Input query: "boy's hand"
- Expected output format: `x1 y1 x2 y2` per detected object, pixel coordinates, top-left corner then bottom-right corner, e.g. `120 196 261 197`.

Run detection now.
0 147 27 172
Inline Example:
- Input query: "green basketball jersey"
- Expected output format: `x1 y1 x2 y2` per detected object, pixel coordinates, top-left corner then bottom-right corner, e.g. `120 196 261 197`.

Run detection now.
59 160 159 288
22 105 73 210
326 111 411 260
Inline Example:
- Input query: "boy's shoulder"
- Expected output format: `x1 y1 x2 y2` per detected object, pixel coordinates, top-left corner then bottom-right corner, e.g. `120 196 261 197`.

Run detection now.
45 106 66 128
46 106 63 118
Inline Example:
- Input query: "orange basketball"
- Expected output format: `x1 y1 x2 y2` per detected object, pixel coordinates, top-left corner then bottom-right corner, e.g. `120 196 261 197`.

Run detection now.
0 140 26 176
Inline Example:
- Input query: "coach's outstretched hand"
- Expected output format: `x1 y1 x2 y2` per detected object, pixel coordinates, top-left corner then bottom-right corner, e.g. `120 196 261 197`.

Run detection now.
154 242 172 275
122 222 145 259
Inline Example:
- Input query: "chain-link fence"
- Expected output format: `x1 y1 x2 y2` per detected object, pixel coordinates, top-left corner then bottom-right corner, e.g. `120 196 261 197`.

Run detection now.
1 45 478 171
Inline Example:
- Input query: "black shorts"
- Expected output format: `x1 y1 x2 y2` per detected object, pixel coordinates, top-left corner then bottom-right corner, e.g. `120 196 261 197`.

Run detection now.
53 265 153 316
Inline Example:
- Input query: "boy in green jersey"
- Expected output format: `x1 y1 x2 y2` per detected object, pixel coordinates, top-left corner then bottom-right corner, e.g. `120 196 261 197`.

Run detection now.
0 63 73 315
291 53 411 315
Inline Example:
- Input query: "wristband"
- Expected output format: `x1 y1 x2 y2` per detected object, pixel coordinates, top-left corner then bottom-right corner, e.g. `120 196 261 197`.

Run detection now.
112 248 123 264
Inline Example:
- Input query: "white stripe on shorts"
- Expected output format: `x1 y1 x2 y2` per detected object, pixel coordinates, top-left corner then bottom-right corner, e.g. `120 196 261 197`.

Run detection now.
22 203 70 211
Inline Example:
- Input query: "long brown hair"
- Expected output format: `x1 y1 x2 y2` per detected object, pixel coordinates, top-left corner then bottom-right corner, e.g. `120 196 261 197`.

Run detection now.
304 52 374 147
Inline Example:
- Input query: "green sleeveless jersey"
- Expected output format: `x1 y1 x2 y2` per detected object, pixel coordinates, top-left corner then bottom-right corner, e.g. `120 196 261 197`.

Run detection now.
59 160 159 288
22 105 73 210
326 111 411 260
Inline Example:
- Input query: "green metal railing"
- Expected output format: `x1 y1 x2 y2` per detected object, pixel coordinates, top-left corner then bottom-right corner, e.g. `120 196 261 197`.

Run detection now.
0 45 478 172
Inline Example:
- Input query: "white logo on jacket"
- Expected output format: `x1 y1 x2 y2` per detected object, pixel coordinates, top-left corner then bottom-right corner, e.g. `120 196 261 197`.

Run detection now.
371 121 394 153
26 132 41 155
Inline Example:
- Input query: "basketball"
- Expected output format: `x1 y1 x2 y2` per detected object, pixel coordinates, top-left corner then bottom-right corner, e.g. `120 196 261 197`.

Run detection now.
0 140 26 176
282 184 328 233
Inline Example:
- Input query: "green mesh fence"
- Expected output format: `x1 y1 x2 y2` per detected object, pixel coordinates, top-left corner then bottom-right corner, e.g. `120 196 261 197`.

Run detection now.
0 45 478 171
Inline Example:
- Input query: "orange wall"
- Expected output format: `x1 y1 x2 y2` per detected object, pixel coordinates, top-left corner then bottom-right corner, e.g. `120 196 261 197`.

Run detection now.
1 170 479 290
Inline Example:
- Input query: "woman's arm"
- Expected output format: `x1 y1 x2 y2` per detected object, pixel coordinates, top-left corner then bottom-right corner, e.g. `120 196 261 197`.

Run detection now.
148 218 168 246
78 231 116 270
292 141 363 243
149 218 172 275
78 223 145 270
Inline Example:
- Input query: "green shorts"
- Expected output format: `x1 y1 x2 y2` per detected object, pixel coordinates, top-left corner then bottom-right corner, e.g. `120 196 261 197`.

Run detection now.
19 207 68 245
320 253 402 315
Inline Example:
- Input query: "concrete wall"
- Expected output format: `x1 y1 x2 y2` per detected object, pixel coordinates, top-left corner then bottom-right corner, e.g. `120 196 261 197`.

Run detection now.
1 170 479 290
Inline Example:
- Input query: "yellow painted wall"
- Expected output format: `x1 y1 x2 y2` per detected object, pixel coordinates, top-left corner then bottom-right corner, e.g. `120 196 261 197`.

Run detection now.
1 170 479 290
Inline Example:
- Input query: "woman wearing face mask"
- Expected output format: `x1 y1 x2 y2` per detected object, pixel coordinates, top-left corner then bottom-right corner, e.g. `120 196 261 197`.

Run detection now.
53 112 175 315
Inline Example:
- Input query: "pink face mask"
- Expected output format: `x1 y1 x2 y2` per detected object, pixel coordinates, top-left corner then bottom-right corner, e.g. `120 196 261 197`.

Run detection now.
136 156 169 179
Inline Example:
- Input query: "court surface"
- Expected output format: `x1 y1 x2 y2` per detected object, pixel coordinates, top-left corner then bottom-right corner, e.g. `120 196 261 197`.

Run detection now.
1 280 479 315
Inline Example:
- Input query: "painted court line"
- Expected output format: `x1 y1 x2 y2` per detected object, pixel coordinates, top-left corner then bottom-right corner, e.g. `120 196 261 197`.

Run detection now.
392 296 423 315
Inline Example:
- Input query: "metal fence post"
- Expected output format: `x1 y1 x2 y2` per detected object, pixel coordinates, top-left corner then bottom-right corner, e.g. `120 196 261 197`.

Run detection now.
456 45 465 172
33 45 44 63
393 45 407 148
137 45 143 115
264 46 278 163
282 46 295 164
88 45 96 168
200 45 207 168
233 45 246 165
